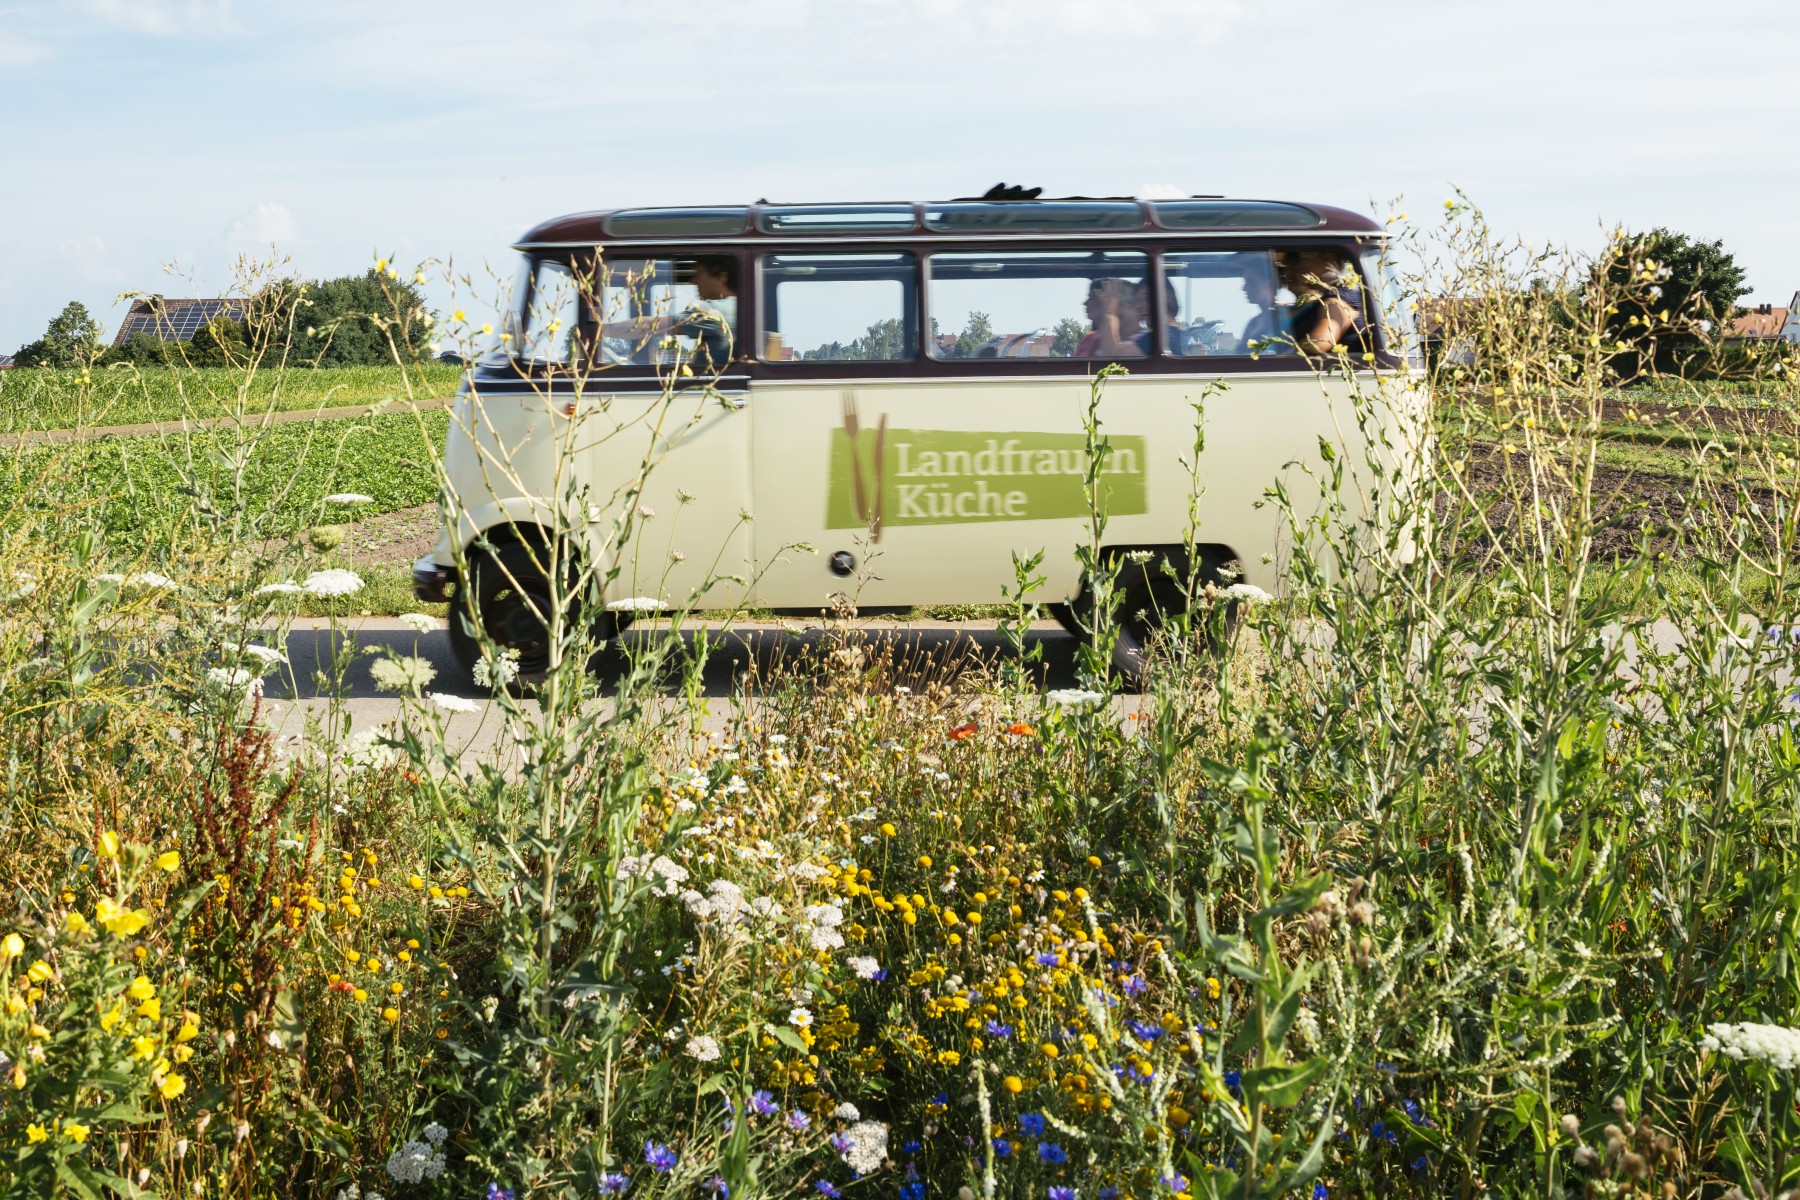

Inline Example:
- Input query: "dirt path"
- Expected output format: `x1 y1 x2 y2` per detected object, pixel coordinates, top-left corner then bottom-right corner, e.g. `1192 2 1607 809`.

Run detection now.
9 396 452 447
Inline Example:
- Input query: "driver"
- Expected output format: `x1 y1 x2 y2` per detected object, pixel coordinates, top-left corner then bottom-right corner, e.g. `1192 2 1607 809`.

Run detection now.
600 255 738 372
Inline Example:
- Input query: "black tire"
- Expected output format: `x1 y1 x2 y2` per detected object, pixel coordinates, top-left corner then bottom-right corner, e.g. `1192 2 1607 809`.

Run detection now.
1063 549 1224 691
448 536 625 688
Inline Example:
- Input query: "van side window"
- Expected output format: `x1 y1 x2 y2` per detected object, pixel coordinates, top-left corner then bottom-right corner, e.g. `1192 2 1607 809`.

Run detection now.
760 254 917 361
1162 251 1290 356
593 257 738 369
927 252 1149 359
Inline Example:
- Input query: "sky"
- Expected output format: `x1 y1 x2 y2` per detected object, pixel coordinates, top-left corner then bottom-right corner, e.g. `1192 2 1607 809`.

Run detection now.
2 0 1797 352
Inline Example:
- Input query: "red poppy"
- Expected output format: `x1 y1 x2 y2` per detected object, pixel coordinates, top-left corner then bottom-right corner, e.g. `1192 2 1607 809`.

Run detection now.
1005 722 1037 737
948 722 978 741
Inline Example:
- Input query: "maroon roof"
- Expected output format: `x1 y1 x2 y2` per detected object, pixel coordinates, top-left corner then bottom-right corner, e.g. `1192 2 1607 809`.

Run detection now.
517 198 1383 247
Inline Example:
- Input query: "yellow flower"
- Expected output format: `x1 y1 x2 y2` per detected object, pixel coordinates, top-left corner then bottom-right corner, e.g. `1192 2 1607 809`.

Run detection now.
916 855 932 868
381 1007 399 1023
353 988 368 1002
27 1022 50 1040
408 875 424 889
137 997 162 1022
63 1122 89 1143
155 851 181 872
98 832 120 858
880 823 896 837
1086 856 1102 868
452 308 466 322
127 976 156 1001
388 982 403 995
1 932 23 959
131 1035 158 1060
95 899 148 937
26 1122 47 1143
173 1044 194 1063
175 1022 198 1043
26 960 52 984
63 912 88 936
1040 1043 1060 1059
99 1004 125 1032
158 1074 186 1100
1003 1075 1024 1094
480 324 492 336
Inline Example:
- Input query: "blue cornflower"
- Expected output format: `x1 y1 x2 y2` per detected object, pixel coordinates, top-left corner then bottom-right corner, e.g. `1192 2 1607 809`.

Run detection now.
599 1174 631 1194
1403 1098 1431 1127
1036 952 1059 966
1161 1175 1189 1193
1224 1070 1242 1097
644 1141 678 1172
788 1110 812 1133
1121 974 1147 997
1371 1120 1398 1145
816 1183 842 1199
1313 1185 1328 1200
993 1139 1013 1159
1037 1142 1067 1164
1019 1113 1047 1136
1410 1155 1428 1172
486 1186 514 1200
985 1019 1014 1038
706 1178 730 1198
1100 1189 1120 1200
903 1140 923 1155
928 1092 949 1112
900 1184 926 1200
1049 1188 1078 1200
749 1090 779 1116
1127 1020 1164 1041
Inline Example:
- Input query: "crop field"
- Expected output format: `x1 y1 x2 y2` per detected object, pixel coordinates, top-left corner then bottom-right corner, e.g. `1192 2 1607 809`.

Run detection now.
0 363 464 433
6 220 1800 1200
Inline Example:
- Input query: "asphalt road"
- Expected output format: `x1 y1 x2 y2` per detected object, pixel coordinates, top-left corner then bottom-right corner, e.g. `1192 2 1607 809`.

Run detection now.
261 618 1109 764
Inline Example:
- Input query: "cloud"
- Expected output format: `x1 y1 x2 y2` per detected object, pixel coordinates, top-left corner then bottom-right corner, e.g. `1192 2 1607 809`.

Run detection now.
221 202 299 246
64 0 239 36
0 31 53 66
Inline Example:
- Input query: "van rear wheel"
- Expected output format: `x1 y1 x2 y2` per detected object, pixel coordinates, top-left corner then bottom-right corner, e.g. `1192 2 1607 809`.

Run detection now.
1060 549 1227 691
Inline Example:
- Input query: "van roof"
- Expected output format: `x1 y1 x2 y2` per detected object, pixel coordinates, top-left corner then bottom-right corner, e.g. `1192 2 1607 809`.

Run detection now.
516 198 1384 248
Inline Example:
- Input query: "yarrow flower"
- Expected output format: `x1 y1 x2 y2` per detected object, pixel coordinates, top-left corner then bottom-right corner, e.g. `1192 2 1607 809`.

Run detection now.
428 692 482 714
385 1137 447 1183
396 612 439 634
1221 582 1272 605
206 666 262 696
1699 1022 1800 1069
832 1102 860 1121
370 655 436 693
302 569 364 597
323 493 375 504
847 955 882 980
685 1035 721 1062
837 1120 888 1175
471 649 520 689
606 596 669 612
1046 688 1106 709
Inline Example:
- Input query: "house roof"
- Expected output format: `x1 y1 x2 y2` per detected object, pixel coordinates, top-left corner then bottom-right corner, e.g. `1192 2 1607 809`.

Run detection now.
1729 304 1789 340
112 297 247 346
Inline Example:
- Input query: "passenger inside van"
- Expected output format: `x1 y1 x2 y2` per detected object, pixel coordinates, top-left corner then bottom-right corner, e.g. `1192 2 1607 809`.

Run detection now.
1239 266 1289 352
1132 278 1189 355
1281 250 1372 357
1074 277 1143 358
600 255 739 371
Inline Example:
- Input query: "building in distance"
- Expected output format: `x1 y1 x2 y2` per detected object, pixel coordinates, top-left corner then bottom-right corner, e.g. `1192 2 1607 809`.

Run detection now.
112 297 246 346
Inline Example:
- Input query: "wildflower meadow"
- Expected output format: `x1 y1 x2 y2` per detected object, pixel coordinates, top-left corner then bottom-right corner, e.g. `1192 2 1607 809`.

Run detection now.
5 206 1800 1200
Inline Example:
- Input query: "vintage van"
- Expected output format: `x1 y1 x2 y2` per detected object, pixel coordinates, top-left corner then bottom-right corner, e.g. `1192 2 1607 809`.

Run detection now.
412 192 1426 683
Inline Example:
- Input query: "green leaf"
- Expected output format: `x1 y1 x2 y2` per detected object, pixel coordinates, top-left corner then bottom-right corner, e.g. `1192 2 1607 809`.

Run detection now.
1261 873 1333 919
773 1027 809 1054
1241 1057 1329 1108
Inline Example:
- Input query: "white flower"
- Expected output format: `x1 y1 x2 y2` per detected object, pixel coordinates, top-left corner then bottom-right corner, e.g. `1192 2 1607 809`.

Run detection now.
1046 688 1106 709
323 493 375 504
130 572 178 590
421 1123 447 1147
605 596 669 612
1699 1022 1800 1070
833 1102 860 1121
396 613 440 634
685 1035 721 1062
384 1138 447 1183
240 644 287 667
428 692 482 714
255 581 307 595
370 655 436 693
206 667 263 696
303 569 364 597
767 734 788 745
344 728 400 772
839 1119 889 1175
848 956 881 980
471 650 519 688
788 1006 813 1029
1222 582 1272 605
801 903 846 951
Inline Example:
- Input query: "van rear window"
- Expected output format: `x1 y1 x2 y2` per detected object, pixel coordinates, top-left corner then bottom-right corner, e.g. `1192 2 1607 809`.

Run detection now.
759 206 917 234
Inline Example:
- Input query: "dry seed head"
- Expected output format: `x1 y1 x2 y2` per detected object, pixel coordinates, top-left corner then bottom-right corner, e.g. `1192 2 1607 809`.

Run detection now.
1558 1113 1581 1138
1621 1151 1648 1179
1572 1145 1599 1170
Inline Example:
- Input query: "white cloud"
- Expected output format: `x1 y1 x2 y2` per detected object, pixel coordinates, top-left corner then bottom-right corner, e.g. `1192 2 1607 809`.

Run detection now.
222 202 299 246
1137 183 1187 199
0 31 54 66
64 0 239 35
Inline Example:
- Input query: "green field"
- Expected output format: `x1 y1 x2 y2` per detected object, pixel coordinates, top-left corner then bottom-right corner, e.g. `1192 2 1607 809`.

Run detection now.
0 362 463 431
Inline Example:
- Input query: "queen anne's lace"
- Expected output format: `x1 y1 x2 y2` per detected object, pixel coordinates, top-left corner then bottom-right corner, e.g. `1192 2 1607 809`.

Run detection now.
1699 1022 1800 1069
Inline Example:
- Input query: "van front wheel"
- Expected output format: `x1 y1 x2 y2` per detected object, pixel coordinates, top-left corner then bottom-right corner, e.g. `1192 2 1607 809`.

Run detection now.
448 540 623 687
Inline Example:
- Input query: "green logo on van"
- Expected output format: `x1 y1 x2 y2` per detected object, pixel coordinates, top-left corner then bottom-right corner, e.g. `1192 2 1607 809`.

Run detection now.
826 426 1147 533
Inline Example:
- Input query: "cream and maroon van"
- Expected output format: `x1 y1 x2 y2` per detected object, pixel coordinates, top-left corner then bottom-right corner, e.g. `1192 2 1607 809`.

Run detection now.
413 191 1426 683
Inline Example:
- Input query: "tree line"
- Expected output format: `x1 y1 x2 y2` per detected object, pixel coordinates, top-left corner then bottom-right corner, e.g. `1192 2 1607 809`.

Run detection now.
9 269 435 369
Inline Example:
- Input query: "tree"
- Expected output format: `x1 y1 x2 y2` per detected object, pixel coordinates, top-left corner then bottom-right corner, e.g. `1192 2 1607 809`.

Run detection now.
13 301 105 368
1051 317 1086 358
285 269 432 367
1601 228 1750 379
186 316 250 367
954 311 994 358
799 318 909 362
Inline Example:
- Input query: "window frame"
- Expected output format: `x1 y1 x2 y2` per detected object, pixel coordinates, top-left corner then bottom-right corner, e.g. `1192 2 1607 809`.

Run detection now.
755 249 923 366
